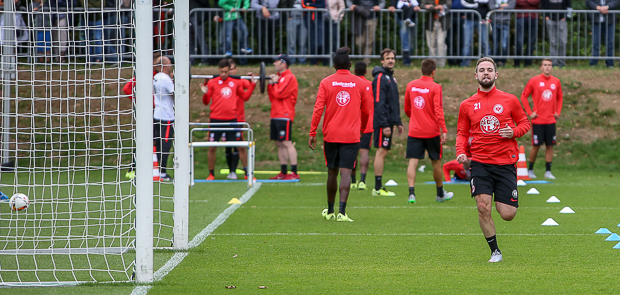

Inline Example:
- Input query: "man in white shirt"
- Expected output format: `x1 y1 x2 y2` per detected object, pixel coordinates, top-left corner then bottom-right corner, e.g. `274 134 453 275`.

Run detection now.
153 56 175 181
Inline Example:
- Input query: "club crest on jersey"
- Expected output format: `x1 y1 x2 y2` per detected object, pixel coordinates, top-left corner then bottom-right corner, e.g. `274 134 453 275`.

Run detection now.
221 87 232 98
228 81 235 87
414 96 425 109
539 82 545 87
533 135 539 145
218 80 223 85
480 115 500 134
493 104 504 114
542 89 553 101
280 77 285 83
550 84 556 90
336 91 351 106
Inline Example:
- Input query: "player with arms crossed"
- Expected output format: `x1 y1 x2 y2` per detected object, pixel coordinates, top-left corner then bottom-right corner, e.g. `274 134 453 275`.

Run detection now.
404 59 453 204
520 58 563 180
309 47 372 222
456 57 531 262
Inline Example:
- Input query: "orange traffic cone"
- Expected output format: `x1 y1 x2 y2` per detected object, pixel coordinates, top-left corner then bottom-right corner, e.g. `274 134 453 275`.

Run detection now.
516 145 530 180
153 146 160 181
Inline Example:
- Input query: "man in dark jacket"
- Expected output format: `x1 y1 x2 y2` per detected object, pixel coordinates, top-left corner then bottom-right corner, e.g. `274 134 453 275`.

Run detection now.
514 0 540 67
586 0 618 67
371 49 403 197
346 0 385 64
460 0 491 66
541 0 571 67
190 0 211 65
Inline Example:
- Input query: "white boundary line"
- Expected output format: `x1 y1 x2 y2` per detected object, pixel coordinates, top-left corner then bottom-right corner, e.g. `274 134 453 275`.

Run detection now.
130 183 262 295
237 206 620 210
209 232 590 237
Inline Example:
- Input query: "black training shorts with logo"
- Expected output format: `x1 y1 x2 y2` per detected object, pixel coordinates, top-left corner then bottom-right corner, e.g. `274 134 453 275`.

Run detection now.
373 126 393 150
323 141 359 170
209 119 240 142
271 118 293 141
532 123 556 146
469 160 519 208
406 135 442 160
359 132 372 150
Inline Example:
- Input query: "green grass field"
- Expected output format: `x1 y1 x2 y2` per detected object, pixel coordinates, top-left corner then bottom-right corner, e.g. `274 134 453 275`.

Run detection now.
5 168 618 294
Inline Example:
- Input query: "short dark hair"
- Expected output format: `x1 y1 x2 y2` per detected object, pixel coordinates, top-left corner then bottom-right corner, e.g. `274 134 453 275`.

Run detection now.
380 48 396 60
421 59 436 76
541 58 552 65
334 47 351 70
228 59 237 68
475 57 497 73
218 59 231 69
354 61 367 76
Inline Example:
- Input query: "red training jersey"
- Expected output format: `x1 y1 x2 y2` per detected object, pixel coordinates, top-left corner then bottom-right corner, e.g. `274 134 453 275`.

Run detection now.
234 78 256 122
404 76 448 138
268 69 298 121
520 74 563 125
203 77 244 121
357 75 374 133
310 70 372 143
443 159 469 181
456 86 531 165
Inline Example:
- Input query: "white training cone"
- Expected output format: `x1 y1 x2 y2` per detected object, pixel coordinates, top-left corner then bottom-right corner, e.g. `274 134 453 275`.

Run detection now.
559 207 575 214
517 179 527 186
542 218 559 226
546 196 561 203
527 188 540 194
385 179 398 187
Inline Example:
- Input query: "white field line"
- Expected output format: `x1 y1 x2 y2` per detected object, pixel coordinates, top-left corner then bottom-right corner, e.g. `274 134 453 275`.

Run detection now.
130 183 262 295
209 232 591 237
238 206 620 210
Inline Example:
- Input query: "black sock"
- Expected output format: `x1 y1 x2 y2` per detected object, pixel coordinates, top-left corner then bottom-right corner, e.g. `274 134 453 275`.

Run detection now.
528 161 535 171
351 173 357 183
375 176 382 191
281 164 287 174
486 235 500 253
361 173 366 183
225 147 233 170
437 186 444 197
291 165 297 174
546 162 552 172
243 167 248 176
409 187 415 195
328 202 335 214
209 169 214 176
231 152 239 172
339 201 347 215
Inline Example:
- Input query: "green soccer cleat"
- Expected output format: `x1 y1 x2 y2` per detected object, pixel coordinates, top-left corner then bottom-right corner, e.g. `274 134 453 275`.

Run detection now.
350 181 358 189
436 191 454 203
408 194 416 204
336 213 354 222
372 187 396 197
125 171 135 180
358 182 367 190
321 209 335 221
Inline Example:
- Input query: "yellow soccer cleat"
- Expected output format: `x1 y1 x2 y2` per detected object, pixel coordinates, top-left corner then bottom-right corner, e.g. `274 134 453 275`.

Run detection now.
372 187 396 197
336 213 354 222
321 209 335 221
358 182 367 190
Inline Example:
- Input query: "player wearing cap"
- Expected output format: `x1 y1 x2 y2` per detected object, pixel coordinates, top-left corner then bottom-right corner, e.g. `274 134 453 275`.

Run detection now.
456 57 530 263
309 47 372 222
350 61 374 190
268 54 300 180
404 59 453 204
520 58 563 180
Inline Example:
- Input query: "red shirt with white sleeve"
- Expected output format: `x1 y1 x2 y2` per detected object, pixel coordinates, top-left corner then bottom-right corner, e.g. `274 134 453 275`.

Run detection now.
268 69 298 121
456 86 531 165
310 70 372 143
404 76 448 138
520 74 563 125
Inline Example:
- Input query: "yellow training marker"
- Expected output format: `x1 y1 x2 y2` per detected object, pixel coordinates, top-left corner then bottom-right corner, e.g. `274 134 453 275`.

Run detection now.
228 198 242 204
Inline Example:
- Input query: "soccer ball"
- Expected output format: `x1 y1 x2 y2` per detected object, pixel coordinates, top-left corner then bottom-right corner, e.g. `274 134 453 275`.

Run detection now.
9 193 30 211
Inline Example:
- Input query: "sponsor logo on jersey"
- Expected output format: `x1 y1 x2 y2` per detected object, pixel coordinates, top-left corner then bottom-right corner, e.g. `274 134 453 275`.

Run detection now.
539 82 545 87
336 91 351 106
414 96 425 109
493 104 504 114
550 83 556 90
221 87 232 98
542 89 553 102
480 115 500 134
332 81 357 88
228 81 235 87
410 87 430 93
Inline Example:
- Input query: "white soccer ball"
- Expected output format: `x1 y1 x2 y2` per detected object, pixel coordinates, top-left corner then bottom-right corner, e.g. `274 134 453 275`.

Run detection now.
9 193 30 211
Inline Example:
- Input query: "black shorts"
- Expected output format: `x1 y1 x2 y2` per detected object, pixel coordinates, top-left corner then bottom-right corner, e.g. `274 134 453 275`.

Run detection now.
469 160 519 208
154 119 175 142
271 118 292 141
373 126 393 150
323 141 359 169
359 132 372 150
406 136 442 160
532 123 556 146
209 119 240 142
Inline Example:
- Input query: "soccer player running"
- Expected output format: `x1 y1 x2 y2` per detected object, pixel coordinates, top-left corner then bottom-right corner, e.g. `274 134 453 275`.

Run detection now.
456 57 531 262
268 54 300 180
404 59 454 204
350 61 374 190
309 47 372 222
520 58 563 180
153 56 175 181
371 48 403 197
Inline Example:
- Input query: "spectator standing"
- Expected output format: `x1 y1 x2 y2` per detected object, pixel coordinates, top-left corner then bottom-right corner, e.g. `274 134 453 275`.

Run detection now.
541 0 571 67
251 0 280 60
460 0 492 66
490 0 515 66
189 0 211 65
283 0 308 64
448 0 464 66
514 0 540 67
29 0 53 63
346 0 385 64
218 0 253 57
396 0 420 66
303 0 326 65
421 0 451 67
326 0 346 53
48 0 78 62
586 0 617 67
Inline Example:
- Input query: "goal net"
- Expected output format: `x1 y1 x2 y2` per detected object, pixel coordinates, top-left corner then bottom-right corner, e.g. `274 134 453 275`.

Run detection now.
0 0 185 286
